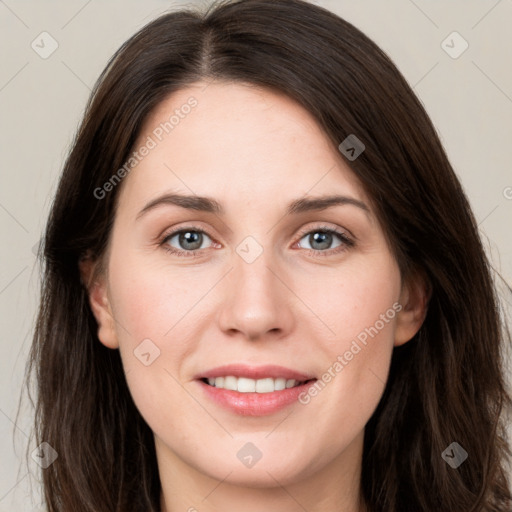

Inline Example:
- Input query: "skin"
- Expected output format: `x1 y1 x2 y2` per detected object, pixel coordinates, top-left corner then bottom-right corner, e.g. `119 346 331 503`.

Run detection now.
81 81 428 512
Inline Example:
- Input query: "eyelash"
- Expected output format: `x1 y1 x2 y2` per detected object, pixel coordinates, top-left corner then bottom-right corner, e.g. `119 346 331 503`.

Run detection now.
159 224 354 259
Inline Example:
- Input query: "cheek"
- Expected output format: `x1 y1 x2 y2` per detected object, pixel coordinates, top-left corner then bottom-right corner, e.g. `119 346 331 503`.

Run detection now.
107 257 206 436
105 251 194 393
299 255 401 413
299 255 401 347
108 249 207 342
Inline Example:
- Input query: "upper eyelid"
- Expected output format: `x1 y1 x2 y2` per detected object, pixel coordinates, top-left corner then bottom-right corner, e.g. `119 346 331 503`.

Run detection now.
295 223 352 239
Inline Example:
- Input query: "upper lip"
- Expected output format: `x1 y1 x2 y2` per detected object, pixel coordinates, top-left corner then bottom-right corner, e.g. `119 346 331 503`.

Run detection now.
196 364 316 381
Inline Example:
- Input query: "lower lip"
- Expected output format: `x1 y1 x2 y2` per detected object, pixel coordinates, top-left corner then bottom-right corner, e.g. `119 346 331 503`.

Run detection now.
197 379 317 416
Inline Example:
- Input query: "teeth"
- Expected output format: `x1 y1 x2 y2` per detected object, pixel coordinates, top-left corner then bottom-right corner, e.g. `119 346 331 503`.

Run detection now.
205 376 306 393
285 379 296 389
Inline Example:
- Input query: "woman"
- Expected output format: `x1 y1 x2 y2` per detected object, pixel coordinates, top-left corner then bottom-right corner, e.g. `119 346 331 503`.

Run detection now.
24 0 512 510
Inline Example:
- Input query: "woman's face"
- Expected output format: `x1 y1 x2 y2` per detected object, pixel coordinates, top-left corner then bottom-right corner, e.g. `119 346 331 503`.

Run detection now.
85 81 424 492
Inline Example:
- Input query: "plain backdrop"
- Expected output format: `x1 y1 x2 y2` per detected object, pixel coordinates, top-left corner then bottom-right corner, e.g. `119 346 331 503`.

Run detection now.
0 0 511 509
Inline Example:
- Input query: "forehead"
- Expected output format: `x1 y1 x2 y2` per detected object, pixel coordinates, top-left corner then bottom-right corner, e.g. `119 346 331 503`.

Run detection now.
119 81 368 214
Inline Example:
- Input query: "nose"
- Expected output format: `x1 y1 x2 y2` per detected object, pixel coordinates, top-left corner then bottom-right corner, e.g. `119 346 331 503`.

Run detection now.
217 248 295 342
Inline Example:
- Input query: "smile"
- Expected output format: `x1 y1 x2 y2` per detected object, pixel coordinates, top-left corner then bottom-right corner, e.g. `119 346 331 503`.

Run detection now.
202 376 313 393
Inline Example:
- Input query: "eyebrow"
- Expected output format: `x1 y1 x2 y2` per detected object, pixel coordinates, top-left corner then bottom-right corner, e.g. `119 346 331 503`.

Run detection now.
136 192 370 220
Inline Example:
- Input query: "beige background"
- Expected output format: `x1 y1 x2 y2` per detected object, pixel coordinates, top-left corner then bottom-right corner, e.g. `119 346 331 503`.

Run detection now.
1 0 511 509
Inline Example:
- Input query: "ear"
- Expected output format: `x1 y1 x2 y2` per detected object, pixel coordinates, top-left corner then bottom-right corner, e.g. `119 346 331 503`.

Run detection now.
79 257 119 349
394 269 431 347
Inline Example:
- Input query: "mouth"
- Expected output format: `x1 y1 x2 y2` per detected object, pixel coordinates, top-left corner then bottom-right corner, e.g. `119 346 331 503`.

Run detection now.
195 363 318 415
196 371 318 416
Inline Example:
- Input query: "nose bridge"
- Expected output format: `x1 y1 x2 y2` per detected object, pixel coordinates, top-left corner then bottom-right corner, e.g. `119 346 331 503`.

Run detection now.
233 237 282 308
217 236 292 339
236 247 274 295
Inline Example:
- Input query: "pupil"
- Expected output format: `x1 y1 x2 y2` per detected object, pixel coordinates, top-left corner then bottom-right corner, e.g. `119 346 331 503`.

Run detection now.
311 232 331 250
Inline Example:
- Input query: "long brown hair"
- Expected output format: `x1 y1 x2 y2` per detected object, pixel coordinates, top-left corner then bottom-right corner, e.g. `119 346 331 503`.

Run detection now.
21 0 512 510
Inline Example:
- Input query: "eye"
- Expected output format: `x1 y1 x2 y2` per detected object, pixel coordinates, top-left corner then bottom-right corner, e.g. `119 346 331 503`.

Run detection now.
159 224 354 258
295 226 354 257
161 226 215 257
